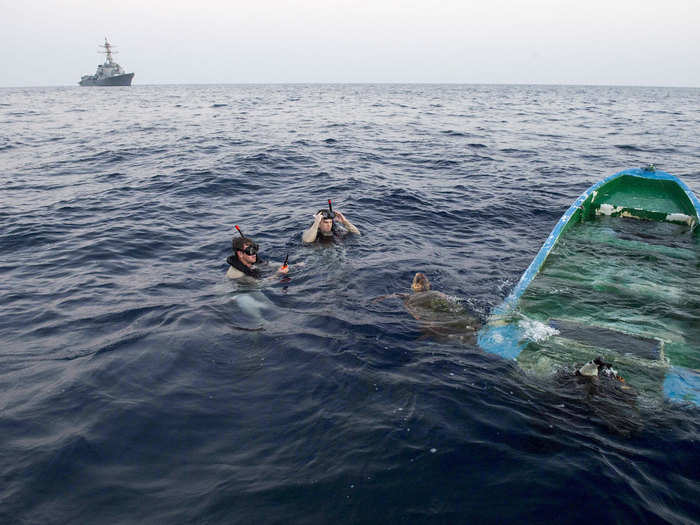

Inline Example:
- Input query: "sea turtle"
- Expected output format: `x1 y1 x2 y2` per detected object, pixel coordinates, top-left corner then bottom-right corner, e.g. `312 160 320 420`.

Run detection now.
374 273 481 342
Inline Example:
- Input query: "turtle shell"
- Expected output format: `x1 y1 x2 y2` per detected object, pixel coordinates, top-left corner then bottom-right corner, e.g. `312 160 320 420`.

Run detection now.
404 291 480 337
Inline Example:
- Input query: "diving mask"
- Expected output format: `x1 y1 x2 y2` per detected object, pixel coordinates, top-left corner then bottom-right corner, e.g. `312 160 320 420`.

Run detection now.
241 244 259 255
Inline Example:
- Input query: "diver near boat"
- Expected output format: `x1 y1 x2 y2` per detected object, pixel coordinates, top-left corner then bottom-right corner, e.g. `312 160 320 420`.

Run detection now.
226 226 289 280
302 200 360 244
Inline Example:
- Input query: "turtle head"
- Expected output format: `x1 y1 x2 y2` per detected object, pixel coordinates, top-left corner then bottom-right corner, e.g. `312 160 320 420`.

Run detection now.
411 272 430 292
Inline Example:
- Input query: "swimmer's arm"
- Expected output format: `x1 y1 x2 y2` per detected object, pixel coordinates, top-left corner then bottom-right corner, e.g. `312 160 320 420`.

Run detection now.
302 212 323 243
261 271 286 282
335 211 360 235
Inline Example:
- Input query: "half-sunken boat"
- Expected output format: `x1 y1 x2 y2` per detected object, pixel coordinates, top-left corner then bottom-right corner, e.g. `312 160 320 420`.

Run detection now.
79 38 134 86
478 167 700 406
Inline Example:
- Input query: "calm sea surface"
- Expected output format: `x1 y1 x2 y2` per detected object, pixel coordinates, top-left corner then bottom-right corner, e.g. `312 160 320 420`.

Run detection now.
1 84 699 524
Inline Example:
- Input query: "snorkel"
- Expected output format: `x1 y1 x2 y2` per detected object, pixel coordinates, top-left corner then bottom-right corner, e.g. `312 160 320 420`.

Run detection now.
328 199 333 216
281 253 289 271
233 225 259 259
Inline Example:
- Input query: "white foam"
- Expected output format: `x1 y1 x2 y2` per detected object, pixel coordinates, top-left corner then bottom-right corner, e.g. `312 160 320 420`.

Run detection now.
518 319 559 343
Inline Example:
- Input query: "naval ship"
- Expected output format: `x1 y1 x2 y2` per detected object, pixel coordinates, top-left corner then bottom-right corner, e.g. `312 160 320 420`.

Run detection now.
79 38 134 86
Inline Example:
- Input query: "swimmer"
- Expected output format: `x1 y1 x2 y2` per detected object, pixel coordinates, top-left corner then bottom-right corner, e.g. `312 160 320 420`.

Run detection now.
226 225 289 280
302 199 360 244
373 272 481 341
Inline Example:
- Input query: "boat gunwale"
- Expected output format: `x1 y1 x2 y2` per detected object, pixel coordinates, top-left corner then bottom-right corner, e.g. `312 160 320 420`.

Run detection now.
492 168 700 316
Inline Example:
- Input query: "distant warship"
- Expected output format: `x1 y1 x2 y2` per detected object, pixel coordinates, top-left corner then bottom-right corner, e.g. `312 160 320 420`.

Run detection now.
79 38 134 86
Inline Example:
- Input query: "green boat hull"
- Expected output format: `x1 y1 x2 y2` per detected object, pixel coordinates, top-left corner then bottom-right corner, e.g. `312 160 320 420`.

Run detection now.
478 168 700 406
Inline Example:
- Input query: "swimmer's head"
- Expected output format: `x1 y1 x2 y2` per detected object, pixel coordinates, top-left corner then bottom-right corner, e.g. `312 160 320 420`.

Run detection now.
233 236 259 259
317 209 335 233
411 272 431 292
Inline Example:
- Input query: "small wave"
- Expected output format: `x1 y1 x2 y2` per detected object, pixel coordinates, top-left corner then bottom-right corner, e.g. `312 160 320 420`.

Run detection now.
615 144 644 151
324 138 337 144
433 158 459 168
99 171 126 181
382 187 432 207
466 154 495 162
8 111 39 117
468 143 487 148
500 148 535 156
211 103 228 108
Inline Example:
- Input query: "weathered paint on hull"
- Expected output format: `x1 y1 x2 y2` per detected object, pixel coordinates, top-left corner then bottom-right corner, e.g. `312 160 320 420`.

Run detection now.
478 168 700 406
79 73 134 86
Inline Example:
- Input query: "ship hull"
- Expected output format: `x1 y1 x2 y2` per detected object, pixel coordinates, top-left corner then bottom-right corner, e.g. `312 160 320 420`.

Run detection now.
79 73 134 86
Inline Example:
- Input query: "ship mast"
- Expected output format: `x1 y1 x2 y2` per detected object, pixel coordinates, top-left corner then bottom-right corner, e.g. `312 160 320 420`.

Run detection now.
99 37 118 65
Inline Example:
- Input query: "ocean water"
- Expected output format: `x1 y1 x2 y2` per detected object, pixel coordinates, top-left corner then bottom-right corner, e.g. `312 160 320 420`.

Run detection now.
1 84 699 524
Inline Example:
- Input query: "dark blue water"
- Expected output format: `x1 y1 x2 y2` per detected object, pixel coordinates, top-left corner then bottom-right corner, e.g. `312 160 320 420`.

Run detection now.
1 84 699 524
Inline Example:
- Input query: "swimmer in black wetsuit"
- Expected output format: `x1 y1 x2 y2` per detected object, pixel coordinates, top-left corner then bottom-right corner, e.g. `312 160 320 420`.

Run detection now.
302 208 360 244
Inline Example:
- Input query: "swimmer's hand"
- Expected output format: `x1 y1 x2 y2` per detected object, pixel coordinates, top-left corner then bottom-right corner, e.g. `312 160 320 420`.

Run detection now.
313 212 323 224
279 253 290 273
278 260 305 274
334 211 360 234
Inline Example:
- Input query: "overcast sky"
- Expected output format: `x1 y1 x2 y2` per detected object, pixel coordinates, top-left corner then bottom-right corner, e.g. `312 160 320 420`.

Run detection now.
2 0 699 87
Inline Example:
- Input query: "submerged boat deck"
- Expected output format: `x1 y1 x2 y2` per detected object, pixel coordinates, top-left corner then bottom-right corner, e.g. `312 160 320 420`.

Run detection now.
515 216 700 398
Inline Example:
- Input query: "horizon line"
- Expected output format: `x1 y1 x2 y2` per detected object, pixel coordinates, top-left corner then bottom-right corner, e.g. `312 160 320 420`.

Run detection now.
2 81 700 89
